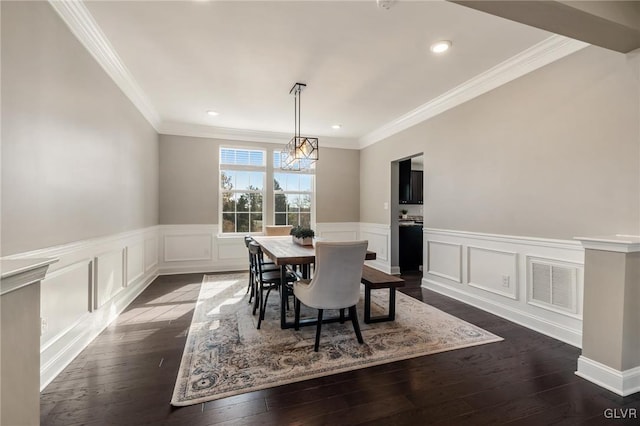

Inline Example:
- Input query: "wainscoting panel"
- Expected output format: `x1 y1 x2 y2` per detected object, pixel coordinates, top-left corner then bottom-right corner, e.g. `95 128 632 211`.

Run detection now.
426 241 462 283
316 222 360 242
359 223 391 273
1 226 160 389
144 236 158 272
164 234 212 262
40 260 92 345
423 228 585 347
467 246 518 299
216 236 248 261
158 225 247 274
126 242 145 287
94 249 125 309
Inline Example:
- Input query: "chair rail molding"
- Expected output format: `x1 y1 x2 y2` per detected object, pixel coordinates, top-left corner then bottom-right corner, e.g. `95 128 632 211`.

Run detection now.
422 228 585 347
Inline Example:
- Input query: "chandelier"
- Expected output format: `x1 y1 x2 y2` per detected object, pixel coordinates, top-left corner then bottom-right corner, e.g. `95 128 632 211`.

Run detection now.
281 82 319 171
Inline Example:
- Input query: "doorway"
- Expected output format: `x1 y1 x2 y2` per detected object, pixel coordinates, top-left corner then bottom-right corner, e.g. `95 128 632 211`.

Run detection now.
390 154 424 276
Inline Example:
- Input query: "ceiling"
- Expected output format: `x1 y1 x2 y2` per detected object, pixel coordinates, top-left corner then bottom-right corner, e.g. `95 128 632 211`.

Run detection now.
64 1 577 148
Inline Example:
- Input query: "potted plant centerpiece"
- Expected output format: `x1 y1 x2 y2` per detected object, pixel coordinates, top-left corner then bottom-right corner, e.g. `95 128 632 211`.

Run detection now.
290 226 315 246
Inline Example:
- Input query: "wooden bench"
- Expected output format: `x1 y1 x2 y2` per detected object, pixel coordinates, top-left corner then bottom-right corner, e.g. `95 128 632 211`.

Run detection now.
361 265 405 324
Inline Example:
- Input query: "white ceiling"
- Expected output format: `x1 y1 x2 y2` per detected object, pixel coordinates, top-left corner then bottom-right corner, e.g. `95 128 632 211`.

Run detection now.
71 1 571 148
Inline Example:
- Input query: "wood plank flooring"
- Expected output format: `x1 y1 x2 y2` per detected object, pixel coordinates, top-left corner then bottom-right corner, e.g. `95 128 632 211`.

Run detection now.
41 272 640 425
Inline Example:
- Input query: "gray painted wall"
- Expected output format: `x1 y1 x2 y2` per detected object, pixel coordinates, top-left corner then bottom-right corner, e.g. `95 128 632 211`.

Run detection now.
582 250 640 371
314 147 360 223
159 134 359 225
360 45 640 240
1 2 159 255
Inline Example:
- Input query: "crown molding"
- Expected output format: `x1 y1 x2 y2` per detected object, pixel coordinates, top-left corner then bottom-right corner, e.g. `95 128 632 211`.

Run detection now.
48 0 162 130
159 122 290 145
159 122 358 149
50 2 588 151
358 35 590 149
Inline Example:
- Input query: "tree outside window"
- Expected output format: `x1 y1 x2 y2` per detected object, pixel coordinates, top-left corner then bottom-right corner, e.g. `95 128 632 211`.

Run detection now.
220 148 265 233
273 152 313 228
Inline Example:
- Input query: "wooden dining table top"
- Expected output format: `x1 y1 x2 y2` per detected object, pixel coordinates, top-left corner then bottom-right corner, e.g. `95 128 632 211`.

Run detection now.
252 236 376 266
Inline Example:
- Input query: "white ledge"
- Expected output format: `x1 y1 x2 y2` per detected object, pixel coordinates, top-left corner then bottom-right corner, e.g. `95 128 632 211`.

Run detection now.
0 258 58 296
574 235 640 253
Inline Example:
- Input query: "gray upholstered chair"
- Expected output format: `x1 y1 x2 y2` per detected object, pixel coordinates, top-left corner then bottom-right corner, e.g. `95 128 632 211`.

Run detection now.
293 240 368 351
264 225 293 236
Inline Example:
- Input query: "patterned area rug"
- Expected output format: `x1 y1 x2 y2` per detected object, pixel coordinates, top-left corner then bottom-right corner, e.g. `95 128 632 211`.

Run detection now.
171 273 502 406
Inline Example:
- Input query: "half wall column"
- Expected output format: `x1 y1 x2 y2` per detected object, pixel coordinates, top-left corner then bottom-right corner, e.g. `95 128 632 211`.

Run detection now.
575 236 640 396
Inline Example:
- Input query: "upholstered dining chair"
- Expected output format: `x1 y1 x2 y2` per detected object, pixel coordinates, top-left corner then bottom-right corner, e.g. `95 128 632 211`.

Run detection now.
293 240 368 352
248 241 297 329
264 225 293 236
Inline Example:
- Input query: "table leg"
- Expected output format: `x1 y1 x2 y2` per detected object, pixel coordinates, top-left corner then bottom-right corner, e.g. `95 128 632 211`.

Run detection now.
389 288 396 321
364 286 372 323
280 264 287 329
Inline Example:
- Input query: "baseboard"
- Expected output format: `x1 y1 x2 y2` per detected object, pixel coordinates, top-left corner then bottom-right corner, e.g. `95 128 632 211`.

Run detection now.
159 263 247 276
423 278 582 347
576 356 640 396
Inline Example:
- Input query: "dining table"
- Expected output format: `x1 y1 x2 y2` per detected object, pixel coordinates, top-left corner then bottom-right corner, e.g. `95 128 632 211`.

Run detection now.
251 236 376 329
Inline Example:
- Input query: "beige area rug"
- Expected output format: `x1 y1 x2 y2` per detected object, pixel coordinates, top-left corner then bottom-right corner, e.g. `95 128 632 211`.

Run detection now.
171 273 502 406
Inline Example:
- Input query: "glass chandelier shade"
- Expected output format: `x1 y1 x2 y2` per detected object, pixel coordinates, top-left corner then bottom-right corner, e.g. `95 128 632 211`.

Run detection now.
281 83 319 171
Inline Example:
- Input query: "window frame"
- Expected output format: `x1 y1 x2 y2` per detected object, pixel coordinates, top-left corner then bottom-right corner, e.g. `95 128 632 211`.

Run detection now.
218 146 267 235
272 151 316 229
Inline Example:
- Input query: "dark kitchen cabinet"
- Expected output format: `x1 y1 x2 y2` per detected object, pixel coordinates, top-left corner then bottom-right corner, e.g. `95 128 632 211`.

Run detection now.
399 160 411 204
399 159 423 204
411 170 423 204
399 224 423 272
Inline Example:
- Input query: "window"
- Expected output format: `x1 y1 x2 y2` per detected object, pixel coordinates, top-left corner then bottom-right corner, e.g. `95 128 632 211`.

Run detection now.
220 148 265 233
273 152 314 228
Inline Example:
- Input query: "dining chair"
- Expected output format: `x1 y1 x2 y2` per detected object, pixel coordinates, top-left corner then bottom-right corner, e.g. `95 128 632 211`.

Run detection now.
248 241 297 329
264 225 293 236
293 240 368 351
244 236 277 306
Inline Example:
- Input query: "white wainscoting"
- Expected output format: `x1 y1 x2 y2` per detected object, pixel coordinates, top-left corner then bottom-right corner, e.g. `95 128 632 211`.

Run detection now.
1 221 394 391
423 228 585 347
158 225 247 275
426 240 462 283
316 222 359 242
0 222 592 391
359 223 392 273
2 226 160 389
94 249 125 309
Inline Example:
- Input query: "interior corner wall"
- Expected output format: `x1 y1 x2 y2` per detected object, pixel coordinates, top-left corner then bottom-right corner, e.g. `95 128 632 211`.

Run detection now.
360 45 640 240
1 1 159 256
158 134 360 225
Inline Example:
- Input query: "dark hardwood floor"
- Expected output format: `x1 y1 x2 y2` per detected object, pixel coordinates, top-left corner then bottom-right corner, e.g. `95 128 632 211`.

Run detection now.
41 271 640 425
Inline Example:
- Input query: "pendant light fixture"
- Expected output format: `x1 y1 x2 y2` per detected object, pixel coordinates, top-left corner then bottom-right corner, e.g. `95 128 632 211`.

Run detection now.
281 82 319 171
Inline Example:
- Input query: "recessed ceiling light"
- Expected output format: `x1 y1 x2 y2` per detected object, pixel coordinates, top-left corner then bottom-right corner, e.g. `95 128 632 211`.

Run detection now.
430 40 452 54
331 124 342 129
207 110 219 116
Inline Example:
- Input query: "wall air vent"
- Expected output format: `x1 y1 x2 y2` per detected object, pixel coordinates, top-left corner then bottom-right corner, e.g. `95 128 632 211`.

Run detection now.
529 258 579 315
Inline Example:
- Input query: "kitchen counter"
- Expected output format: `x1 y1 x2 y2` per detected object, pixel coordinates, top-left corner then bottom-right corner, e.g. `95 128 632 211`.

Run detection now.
399 216 423 226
